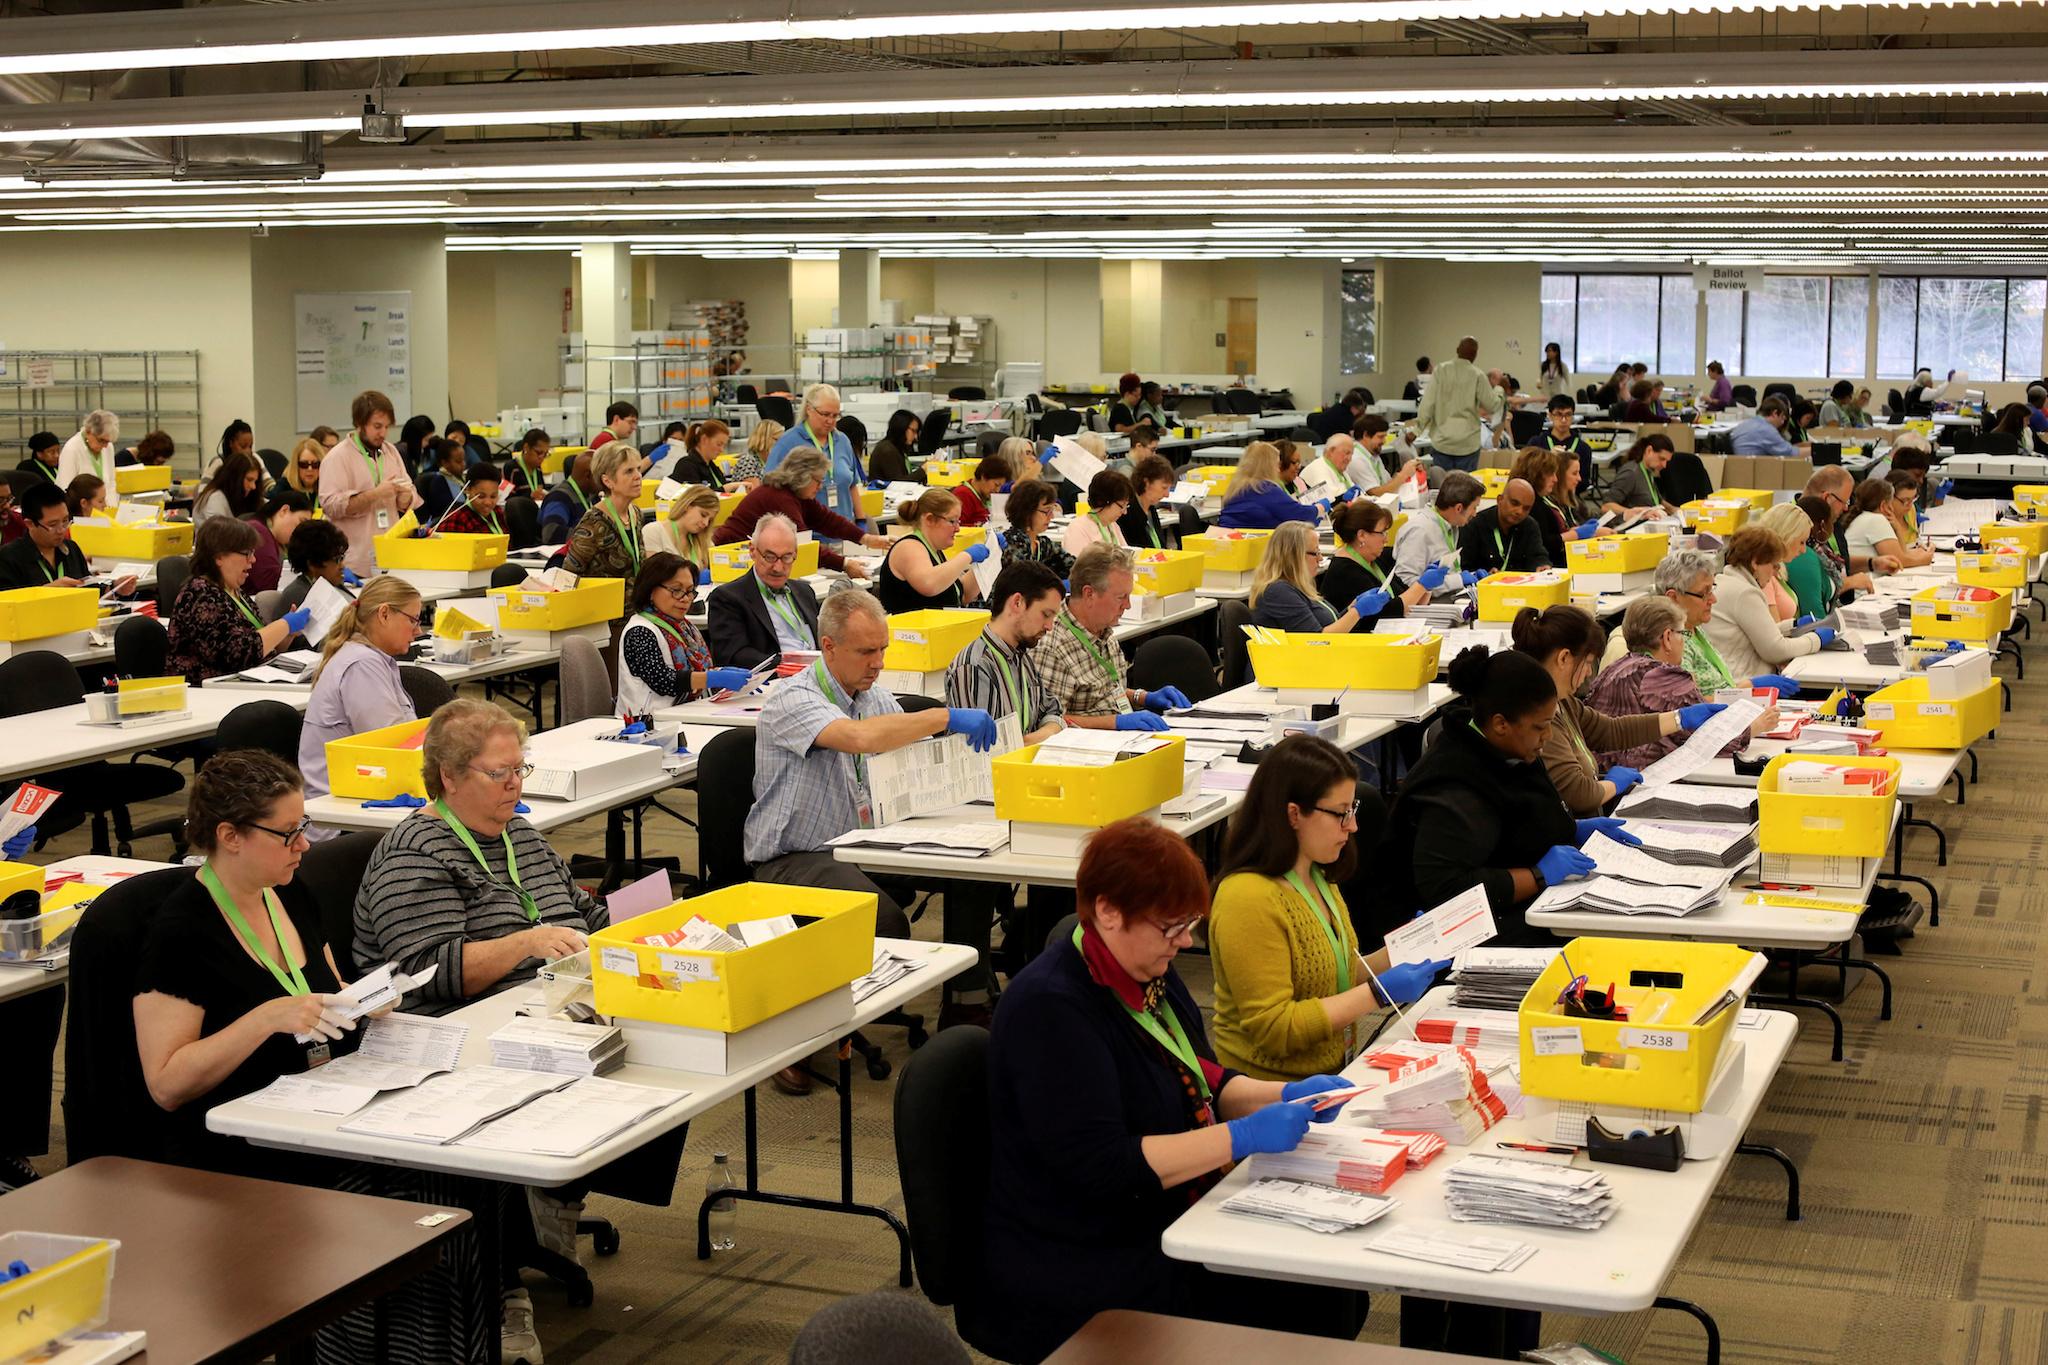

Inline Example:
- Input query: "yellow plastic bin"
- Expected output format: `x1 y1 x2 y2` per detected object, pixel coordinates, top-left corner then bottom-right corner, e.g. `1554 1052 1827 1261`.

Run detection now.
0 1232 121 1359
373 532 509 573
491 578 626 630
1861 676 2000 750
542 445 589 477
2012 485 2048 512
1716 487 1776 511
1132 548 1207 596
1910 584 2014 643
113 464 172 494
884 608 990 672
1982 521 2048 556
589 885 877 1032
922 458 977 487
1183 529 1272 572
1475 468 1510 498
0 586 99 641
69 521 193 563
324 717 433 800
1683 499 1751 536
1517 937 1756 1113
1565 533 1666 575
1248 632 1442 691
857 487 886 520
709 541 818 584
992 735 1186 826
115 676 187 717
1477 571 1573 622
1757 752 1901 858
1957 549 2031 590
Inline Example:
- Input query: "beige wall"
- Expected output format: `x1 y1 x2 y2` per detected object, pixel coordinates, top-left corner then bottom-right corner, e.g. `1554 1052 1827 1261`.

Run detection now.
0 229 255 475
1257 258 1341 409
931 258 1053 369
494 252 573 419
249 226 450 441
882 260 936 319
790 258 836 336
1099 260 1132 373
1371 258 1543 402
1044 260 1103 383
446 253 498 421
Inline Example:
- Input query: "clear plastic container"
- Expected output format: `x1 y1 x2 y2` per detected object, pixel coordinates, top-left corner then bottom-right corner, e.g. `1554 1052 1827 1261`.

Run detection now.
0 1231 121 1360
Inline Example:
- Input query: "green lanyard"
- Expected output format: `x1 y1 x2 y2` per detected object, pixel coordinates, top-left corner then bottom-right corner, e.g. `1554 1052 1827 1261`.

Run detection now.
602 500 642 575
910 530 962 606
351 432 386 484
1643 466 1662 506
1324 453 1351 486
1344 545 1391 590
1142 510 1162 549
433 798 539 922
763 584 815 645
982 629 1034 731
1059 612 1126 709
198 864 309 997
812 660 867 792
1071 925 1211 1105
1492 523 1508 565
1547 432 1575 452
1284 869 1353 995
566 479 591 511
481 510 502 535
700 453 724 491
1687 628 1735 692
34 549 60 583
1433 510 1459 568
1088 512 1117 546
639 609 691 649
229 590 263 629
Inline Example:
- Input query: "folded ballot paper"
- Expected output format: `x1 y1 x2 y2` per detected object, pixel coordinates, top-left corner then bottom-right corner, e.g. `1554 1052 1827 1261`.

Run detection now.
292 961 437 1043
1354 1045 1508 1144
1411 1008 1522 1068
1368 1224 1538 1273
1623 819 1760 871
1448 947 1560 1010
1254 1126 1447 1196
456 1076 683 1158
1219 1178 1399 1234
852 943 927 1003
245 1012 470 1116
1441 1154 1618 1230
1616 781 1758 824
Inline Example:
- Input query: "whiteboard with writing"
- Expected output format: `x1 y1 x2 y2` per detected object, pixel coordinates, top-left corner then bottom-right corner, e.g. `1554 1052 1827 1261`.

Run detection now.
295 291 411 431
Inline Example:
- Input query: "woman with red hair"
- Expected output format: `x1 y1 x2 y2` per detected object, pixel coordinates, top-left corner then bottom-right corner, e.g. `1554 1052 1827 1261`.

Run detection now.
982 818 1365 1363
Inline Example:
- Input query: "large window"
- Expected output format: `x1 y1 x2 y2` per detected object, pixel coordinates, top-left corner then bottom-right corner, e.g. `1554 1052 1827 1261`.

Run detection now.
1541 274 1577 374
1545 271 1874 379
1875 276 2046 382
1340 268 1376 374
1704 287 1744 376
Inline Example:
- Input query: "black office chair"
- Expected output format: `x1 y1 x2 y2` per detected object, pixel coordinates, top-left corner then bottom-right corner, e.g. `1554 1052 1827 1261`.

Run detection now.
216 699 303 765
1762 383 1797 403
974 429 1009 459
297 830 383 981
62 866 188 1164
1034 409 1084 441
1509 409 1544 446
1887 388 1907 421
790 1293 969 1365
257 448 287 482
1224 389 1263 415
113 614 169 678
1664 451 1714 505
916 408 953 457
1128 635 1219 703
948 386 988 402
501 493 541 551
0 651 184 856
756 395 796 429
1731 384 1758 408
892 1025 1002 1357
154 555 190 614
759 378 791 395
735 384 759 405
1044 912 1080 955
399 665 456 717
1217 599 1254 690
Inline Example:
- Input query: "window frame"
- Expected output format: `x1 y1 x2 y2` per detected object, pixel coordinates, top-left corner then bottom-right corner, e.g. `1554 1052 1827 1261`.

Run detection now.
1875 275 2048 383
1339 266 1377 376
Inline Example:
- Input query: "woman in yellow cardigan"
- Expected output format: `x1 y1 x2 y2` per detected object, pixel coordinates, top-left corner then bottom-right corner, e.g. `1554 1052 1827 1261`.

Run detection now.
1209 735 1444 1081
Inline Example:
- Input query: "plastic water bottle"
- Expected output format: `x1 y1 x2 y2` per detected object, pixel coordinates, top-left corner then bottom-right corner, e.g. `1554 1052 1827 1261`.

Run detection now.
706 1152 737 1251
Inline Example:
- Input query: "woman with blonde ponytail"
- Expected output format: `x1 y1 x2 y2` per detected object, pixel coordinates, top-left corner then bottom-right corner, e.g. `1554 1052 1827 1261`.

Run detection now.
643 483 720 567
298 575 424 834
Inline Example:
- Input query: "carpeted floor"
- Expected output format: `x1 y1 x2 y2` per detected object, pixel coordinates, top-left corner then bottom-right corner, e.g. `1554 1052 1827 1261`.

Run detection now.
30 646 2044 1363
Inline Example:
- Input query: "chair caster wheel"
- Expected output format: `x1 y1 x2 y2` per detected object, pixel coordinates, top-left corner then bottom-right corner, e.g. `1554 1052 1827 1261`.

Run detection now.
592 1226 621 1257
566 1279 594 1309
906 1025 930 1049
865 1055 893 1081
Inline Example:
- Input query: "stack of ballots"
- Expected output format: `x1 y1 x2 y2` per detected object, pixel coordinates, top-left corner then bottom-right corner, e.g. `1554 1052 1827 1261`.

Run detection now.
1255 1125 1447 1196
1354 1046 1507 1144
1448 947 1560 1010
1625 819 1759 871
1219 1178 1399 1234
1526 831 1736 918
1442 1154 1618 1230
1617 782 1757 824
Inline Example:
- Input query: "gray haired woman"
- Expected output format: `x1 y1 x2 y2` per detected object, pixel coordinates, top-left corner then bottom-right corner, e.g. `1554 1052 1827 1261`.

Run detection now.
711 443 893 576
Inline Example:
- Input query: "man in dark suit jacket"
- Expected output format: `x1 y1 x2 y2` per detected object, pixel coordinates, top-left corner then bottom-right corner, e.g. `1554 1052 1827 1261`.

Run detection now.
1307 388 1368 442
1457 477 1550 574
703 513 821 669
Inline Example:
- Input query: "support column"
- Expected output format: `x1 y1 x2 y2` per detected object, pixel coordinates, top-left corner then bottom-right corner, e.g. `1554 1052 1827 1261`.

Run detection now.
837 247 882 329
1128 259 1165 373
579 241 634 434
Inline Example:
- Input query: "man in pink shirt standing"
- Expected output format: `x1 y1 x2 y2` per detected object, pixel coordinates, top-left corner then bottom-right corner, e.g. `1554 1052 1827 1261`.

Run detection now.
319 389 417 576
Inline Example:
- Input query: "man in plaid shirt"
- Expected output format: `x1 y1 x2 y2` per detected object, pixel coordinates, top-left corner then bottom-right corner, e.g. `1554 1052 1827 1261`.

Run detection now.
944 559 1069 744
1032 543 1189 729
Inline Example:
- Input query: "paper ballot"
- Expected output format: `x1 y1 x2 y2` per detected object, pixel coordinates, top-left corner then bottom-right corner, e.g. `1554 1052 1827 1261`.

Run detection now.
290 961 439 1041
246 1013 469 1115
338 1067 576 1145
1384 884 1496 966
1046 435 1106 490
1638 698 1765 786
0 782 61 848
299 576 352 646
864 716 1022 825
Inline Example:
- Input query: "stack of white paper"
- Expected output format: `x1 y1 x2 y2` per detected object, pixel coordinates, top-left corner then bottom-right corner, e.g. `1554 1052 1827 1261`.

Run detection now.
827 821 1011 858
1862 637 1904 668
1368 1224 1538 1272
1449 947 1560 1010
488 1017 626 1077
1031 728 1171 766
457 1076 683 1157
1529 876 1724 918
1255 1127 1445 1195
851 943 926 1003
1625 820 1760 870
1839 599 1904 632
1617 782 1758 824
1356 1046 1508 1144
337 1068 577 1145
1412 1008 1521 1067
1441 1154 1617 1229
241 1013 471 1116
1218 1177 1399 1234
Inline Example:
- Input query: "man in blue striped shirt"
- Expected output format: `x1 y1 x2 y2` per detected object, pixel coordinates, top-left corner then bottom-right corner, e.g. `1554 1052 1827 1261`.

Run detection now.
944 559 1069 746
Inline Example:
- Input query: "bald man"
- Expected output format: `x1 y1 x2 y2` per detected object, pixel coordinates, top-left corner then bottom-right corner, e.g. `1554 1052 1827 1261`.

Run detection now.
1457 475 1551 573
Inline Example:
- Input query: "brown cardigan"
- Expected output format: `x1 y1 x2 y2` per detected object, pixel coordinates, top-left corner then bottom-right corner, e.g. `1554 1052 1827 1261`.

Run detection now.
1541 694 1664 817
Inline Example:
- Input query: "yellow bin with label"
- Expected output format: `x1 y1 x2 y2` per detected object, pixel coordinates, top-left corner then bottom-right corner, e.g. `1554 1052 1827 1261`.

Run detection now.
1758 752 1901 858
1982 521 2048 556
1910 584 2014 643
325 717 432 801
1565 533 1666 575
884 608 989 672
922 458 977 487
1249 632 1442 691
709 541 818 584
589 884 877 1032
1517 937 1755 1113
1957 549 2030 590
1717 487 1776 512
1683 499 1751 536
1132 548 1207 596
2012 485 2048 512
0 1232 122 1359
113 464 173 495
1861 676 2000 751
70 520 193 562
374 531 509 573
491 578 626 630
0 585 99 640
1477 571 1573 622
1184 529 1272 572
542 445 589 477
993 735 1186 827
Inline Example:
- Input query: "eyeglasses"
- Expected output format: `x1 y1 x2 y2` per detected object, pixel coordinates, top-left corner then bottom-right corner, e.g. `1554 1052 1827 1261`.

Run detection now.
296 459 320 470
1313 801 1361 825
35 517 71 533
390 606 423 630
1153 915 1203 941
470 762 534 785
1676 586 1716 602
247 816 313 845
754 547 798 568
936 514 962 527
658 579 697 602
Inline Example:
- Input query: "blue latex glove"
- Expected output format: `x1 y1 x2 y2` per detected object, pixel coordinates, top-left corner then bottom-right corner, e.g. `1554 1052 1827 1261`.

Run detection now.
946 707 998 752
1144 685 1191 713
1227 1100 1314 1160
1 826 36 861
1942 639 1967 652
1114 710 1171 732
706 667 752 693
1281 1074 1355 1123
1460 570 1484 589
1536 844 1597 885
282 607 313 634
697 569 712 586
1339 486 1362 503
1575 817 1640 848
617 720 647 736
1751 673 1801 696
993 531 1008 551
513 802 530 814
341 568 362 587
1574 518 1600 539
965 542 992 564
1417 563 1448 591
1813 626 1837 646
1060 580 1070 594
1938 478 1955 498
362 794 426 809
1675 701 1725 731
1795 614 1816 628
1603 765 1643 796
1352 588 1392 618
867 478 887 490
1375 957 1447 1006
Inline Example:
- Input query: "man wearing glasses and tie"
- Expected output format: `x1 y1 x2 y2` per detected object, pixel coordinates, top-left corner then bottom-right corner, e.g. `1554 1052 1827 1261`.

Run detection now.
704 513 821 670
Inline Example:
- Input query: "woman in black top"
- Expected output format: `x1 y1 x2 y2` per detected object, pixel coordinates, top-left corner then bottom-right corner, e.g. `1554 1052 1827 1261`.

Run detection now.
668 419 735 491
877 486 985 614
868 409 920 484
1117 453 1180 551
1318 499 1441 631
983 818 1362 1365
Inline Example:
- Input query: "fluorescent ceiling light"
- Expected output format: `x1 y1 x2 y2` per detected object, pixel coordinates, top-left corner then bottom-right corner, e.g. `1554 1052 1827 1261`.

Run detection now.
8 0 2048 75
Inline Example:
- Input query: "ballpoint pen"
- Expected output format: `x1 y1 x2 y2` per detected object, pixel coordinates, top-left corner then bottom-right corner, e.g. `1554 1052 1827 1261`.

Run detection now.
1497 1142 1581 1155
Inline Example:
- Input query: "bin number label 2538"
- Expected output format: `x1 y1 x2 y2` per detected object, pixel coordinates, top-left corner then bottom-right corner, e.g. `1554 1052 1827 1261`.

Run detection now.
1621 1028 1689 1052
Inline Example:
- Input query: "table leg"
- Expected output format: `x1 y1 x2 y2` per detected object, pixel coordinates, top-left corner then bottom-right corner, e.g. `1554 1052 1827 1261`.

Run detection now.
1751 951 1845 1061
1653 1295 1722 1365
1837 956 1894 1020
1878 869 1939 926
1737 1141 1802 1221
